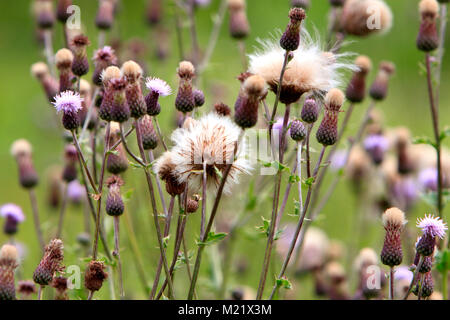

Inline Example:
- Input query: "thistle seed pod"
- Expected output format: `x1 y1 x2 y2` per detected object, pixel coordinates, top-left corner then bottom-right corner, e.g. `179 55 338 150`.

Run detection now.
228 0 250 39
289 119 306 142
139 115 158 150
234 75 266 129
92 46 118 86
33 239 64 286
122 61 147 118
99 66 122 121
414 251 433 273
62 144 78 183
96 0 115 30
345 55 372 103
175 61 196 113
280 8 306 51
300 97 319 123
51 276 68 300
316 89 344 146
55 48 74 93
31 62 58 102
56 0 73 23
412 271 434 297
11 139 39 189
369 61 395 101
380 207 406 267
107 123 129 174
17 280 37 299
417 0 440 52
105 176 125 216
214 102 231 117
84 260 108 292
194 89 205 107
70 35 90 77
0 245 19 300
155 152 186 196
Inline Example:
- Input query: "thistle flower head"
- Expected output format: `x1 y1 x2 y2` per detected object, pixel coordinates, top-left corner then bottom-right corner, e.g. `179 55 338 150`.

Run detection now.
419 0 439 18
0 244 19 263
249 30 356 103
0 204 25 223
52 91 83 113
10 139 32 158
31 62 50 79
93 46 117 64
418 167 438 191
101 66 121 85
363 134 389 164
145 77 172 96
160 113 252 194
177 61 195 79
55 48 74 70
67 180 84 204
382 207 406 229
121 60 143 83
417 214 447 239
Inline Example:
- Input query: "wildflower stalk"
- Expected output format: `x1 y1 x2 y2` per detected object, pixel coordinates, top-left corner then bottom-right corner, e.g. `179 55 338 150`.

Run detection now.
71 131 99 194
201 161 207 238
173 1 185 61
113 216 124 298
389 267 394 300
150 196 175 299
305 124 313 177
435 3 447 104
187 0 200 67
425 53 443 219
133 120 175 299
269 146 327 300
91 127 98 184
91 123 110 260
28 189 45 252
269 52 290 135
79 88 99 143
403 255 424 300
55 183 68 238
153 117 168 151
238 41 248 70
256 104 291 300
43 30 55 76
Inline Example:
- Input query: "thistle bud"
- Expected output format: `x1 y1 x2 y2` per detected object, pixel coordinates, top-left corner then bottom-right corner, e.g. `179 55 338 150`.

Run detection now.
363 133 389 165
316 89 344 146
228 0 250 39
11 139 39 189
92 46 118 86
186 196 199 213
55 48 74 93
291 0 310 9
51 276 68 300
155 152 186 196
107 123 129 174
35 0 55 29
145 77 172 116
70 35 90 77
369 61 395 101
412 271 434 297
214 102 231 117
234 75 266 129
31 62 58 102
394 127 415 175
380 207 406 267
346 55 372 103
175 61 196 113
122 61 146 118
67 180 85 205
0 245 19 300
96 0 115 30
417 0 440 52
1 204 25 236
413 249 433 273
280 8 306 51
17 280 37 299
33 239 64 286
139 115 158 150
289 119 307 142
56 0 73 23
146 0 163 26
99 66 121 122
62 145 78 183
300 97 319 123
415 215 447 256
84 260 108 292
105 176 125 216
53 91 84 131
194 89 205 107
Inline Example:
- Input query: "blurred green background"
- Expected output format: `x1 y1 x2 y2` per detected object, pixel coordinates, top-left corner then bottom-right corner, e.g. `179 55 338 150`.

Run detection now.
0 0 448 299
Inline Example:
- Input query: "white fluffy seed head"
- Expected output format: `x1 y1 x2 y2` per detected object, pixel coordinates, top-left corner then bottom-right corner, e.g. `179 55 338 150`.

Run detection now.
177 61 195 78
228 0 245 10
101 66 121 84
419 0 439 16
382 207 406 228
243 74 266 97
109 121 121 135
249 29 357 98
121 60 143 81
325 88 345 108
79 79 91 96
11 139 32 158
31 62 50 78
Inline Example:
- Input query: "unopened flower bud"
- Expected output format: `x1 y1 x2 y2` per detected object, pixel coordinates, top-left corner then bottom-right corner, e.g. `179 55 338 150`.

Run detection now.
71 35 90 77
139 115 158 150
62 145 78 182
175 61 196 113
194 89 205 107
107 123 129 174
280 8 306 51
99 66 121 121
122 61 146 118
186 197 199 213
56 0 73 23
105 176 125 216
369 61 395 101
228 0 250 39
346 55 372 103
380 207 406 267
301 97 319 123
290 119 306 141
96 0 115 30
35 0 55 29
316 89 344 146
11 139 39 189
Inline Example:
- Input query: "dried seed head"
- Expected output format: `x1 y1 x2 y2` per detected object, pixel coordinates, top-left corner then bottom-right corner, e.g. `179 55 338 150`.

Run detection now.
325 88 345 111
31 62 50 79
381 207 406 267
419 0 439 16
214 102 231 116
382 207 406 229
154 152 186 196
177 61 195 79
33 239 64 286
84 260 108 292
101 66 121 85
186 197 199 213
121 60 143 83
316 89 344 146
0 245 18 263
354 247 378 272
55 48 74 70
243 75 266 97
11 139 32 158
0 244 19 300
417 0 440 51
355 55 372 73
369 61 395 101
346 55 372 103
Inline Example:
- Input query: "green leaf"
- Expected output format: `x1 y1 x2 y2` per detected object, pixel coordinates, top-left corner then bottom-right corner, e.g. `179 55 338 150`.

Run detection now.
256 216 271 237
214 166 223 180
412 136 437 149
289 174 301 183
122 189 134 202
435 250 450 273
275 277 292 290
163 235 170 249
197 232 228 246
302 177 315 187
440 127 450 142
263 161 289 172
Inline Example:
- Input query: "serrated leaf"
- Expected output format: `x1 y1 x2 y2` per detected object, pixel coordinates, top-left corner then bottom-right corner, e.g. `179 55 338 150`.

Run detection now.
197 232 228 246
302 177 315 187
256 216 271 237
275 277 292 289
412 136 437 149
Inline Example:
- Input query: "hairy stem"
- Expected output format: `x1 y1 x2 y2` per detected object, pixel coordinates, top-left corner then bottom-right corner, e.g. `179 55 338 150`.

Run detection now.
28 189 45 252
113 216 124 298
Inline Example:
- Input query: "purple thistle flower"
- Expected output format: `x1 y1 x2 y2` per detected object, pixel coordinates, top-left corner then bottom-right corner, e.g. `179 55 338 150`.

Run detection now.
52 91 83 113
393 266 413 283
417 214 448 240
93 46 117 63
0 204 25 223
363 134 389 164
418 167 438 192
330 149 347 171
145 77 172 97
67 180 85 204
